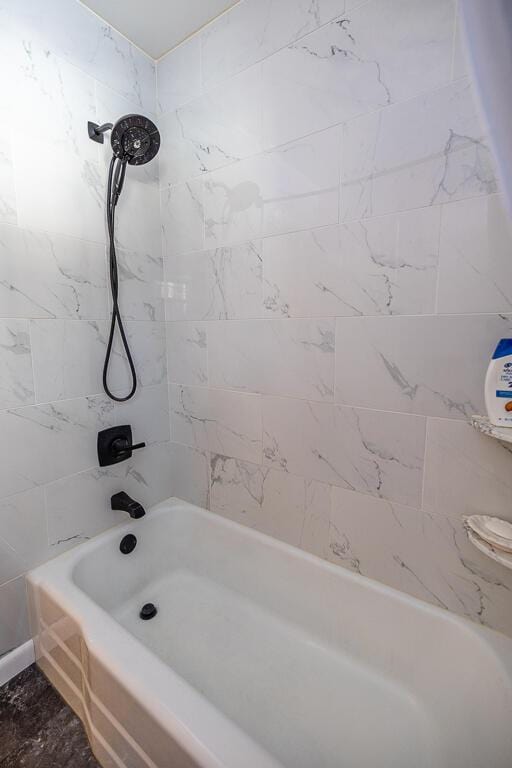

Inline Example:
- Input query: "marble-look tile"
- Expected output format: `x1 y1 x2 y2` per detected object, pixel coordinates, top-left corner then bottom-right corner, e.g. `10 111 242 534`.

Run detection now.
262 0 455 148
0 488 48 585
45 440 176 552
341 78 497 220
204 127 340 247
30 320 106 402
10 0 156 112
437 194 512 314
30 319 166 402
157 37 202 115
170 385 262 464
210 456 306 546
0 398 98 500
161 180 204 257
0 320 34 410
201 0 346 89
335 314 512 418
0 577 30 657
263 396 425 507
208 319 335 400
166 321 208 386
159 66 263 187
165 240 263 321
0 225 107 320
168 442 210 509
263 208 439 317
113 247 164 322
111 321 167 393
90 383 170 448
114 173 161 260
10 38 97 163
299 480 332 560
328 486 512 635
0 119 17 225
13 139 105 244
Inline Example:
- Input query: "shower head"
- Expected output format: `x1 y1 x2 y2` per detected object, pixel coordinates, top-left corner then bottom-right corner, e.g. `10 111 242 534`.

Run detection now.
110 114 160 166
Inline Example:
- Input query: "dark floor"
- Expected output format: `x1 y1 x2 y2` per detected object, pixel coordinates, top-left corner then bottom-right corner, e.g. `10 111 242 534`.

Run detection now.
0 664 100 767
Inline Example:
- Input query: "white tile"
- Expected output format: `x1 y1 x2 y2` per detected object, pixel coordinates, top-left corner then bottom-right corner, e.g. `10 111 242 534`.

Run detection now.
0 488 48 584
157 37 202 115
165 240 263 321
341 78 497 219
166 321 208 385
169 442 210 508
0 118 17 225
30 319 106 401
114 172 161 260
114 247 164 322
111 321 167 392
161 180 204 257
328 486 512 635
159 66 263 187
10 37 97 163
10 0 156 111
30 319 166 402
170 384 262 464
208 319 335 401
437 194 512 314
13 139 105 243
263 209 439 318
335 314 512 418
262 396 425 507
262 0 455 148
0 399 98 499
0 320 34 410
201 0 346 89
0 225 107 320
210 456 306 546
299 480 332 560
45 441 177 550
204 127 340 247
90 383 170 448
0 577 30 656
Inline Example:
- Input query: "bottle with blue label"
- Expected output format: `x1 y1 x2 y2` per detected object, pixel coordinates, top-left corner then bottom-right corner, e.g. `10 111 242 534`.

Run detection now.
485 339 512 426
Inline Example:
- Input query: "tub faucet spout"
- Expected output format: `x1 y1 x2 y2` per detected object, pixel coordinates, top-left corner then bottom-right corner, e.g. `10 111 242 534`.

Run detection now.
111 491 145 519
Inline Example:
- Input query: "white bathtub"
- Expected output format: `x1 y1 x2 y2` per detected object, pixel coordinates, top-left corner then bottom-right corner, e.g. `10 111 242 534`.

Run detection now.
28 498 512 768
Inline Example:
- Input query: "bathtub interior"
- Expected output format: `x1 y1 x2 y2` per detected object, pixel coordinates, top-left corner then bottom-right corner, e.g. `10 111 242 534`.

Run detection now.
65 501 512 768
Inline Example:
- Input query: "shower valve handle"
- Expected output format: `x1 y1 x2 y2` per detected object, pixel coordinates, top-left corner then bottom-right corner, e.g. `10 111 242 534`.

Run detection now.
112 437 146 457
97 425 146 467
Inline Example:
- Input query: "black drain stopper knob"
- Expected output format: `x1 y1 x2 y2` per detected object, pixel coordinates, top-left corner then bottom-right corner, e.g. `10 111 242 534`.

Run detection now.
140 602 157 620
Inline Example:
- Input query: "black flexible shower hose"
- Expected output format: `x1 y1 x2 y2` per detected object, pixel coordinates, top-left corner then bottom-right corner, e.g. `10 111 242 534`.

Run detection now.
103 155 137 402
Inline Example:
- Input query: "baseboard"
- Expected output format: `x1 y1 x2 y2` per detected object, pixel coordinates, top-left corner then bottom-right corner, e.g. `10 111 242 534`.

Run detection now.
0 639 35 687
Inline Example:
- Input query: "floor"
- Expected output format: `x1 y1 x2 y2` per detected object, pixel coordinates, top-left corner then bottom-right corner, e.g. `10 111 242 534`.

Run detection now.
0 664 100 767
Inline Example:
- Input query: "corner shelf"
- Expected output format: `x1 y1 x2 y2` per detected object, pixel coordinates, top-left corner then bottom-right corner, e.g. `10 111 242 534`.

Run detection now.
470 415 512 445
467 528 512 571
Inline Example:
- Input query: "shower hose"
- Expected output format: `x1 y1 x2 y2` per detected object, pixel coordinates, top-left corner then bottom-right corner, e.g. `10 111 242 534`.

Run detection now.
103 154 137 402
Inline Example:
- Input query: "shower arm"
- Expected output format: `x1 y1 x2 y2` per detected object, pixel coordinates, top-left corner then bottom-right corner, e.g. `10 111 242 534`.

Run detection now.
88 121 114 144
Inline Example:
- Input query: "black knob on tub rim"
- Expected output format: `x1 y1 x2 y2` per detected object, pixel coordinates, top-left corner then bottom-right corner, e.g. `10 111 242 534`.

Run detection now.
140 603 157 620
119 534 137 554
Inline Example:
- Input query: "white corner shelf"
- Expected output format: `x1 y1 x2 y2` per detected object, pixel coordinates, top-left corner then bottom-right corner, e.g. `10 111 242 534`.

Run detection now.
470 415 512 445
467 529 512 571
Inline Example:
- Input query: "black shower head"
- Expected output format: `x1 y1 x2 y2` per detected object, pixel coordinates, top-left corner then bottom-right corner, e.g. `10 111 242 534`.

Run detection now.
110 114 160 166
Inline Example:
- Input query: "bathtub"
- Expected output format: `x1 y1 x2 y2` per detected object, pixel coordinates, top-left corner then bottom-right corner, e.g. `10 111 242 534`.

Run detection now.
28 498 512 768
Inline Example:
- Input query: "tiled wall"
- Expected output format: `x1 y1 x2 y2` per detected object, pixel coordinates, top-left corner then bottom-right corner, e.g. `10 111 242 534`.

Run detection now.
158 0 512 636
0 0 171 656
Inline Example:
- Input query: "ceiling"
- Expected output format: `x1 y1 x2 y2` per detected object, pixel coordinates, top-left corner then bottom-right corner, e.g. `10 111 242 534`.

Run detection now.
80 0 239 59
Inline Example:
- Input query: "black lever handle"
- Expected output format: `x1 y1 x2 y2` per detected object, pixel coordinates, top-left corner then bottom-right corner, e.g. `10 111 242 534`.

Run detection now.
97 426 146 467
